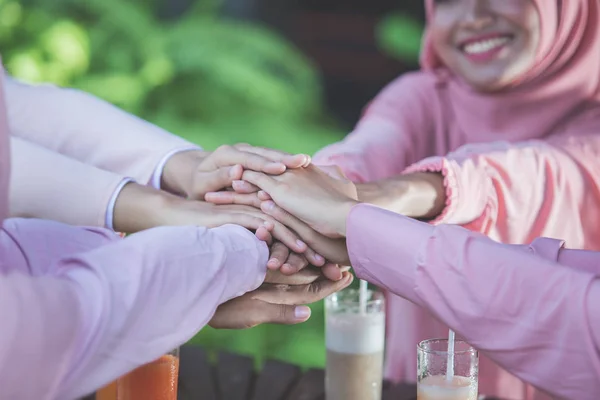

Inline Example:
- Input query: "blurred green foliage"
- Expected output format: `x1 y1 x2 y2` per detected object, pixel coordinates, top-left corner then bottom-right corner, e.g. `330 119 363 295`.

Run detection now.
0 0 421 369
0 0 346 154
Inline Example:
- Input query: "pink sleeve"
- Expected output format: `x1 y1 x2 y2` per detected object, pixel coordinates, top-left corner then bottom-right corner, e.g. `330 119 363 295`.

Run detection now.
4 75 198 185
0 219 267 400
405 136 600 249
346 204 600 400
313 73 436 182
9 137 126 227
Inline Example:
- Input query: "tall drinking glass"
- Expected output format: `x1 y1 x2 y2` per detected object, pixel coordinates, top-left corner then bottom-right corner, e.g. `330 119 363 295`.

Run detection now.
417 339 478 400
325 288 385 400
117 348 180 400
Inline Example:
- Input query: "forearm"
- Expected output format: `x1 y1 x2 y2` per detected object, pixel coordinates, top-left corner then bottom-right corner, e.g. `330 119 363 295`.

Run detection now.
0 222 267 399
355 172 446 219
4 75 197 184
346 204 600 399
9 137 125 227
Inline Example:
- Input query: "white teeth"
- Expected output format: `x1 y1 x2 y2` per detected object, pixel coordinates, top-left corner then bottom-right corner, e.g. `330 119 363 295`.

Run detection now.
463 37 510 54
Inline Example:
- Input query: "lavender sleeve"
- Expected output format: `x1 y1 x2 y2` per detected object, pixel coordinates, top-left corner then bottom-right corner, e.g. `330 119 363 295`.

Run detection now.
346 204 600 399
0 219 267 400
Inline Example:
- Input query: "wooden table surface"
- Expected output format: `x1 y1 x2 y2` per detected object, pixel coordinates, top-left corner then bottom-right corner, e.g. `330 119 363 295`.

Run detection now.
84 344 417 400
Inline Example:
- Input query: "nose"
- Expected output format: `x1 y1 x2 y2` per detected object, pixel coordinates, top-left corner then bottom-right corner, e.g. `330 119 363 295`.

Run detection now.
460 0 494 30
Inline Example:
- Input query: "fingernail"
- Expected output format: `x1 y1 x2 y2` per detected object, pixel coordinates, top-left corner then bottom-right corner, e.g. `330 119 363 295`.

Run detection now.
296 240 306 250
267 258 279 268
232 180 245 189
294 306 311 320
229 165 240 178
314 254 324 263
262 201 275 211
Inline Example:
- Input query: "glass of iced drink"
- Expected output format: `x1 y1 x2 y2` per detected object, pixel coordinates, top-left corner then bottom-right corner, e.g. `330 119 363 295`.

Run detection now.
325 287 385 400
117 348 180 400
417 339 478 400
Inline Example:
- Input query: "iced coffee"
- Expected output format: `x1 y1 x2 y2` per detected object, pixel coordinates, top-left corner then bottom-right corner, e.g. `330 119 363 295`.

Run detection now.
325 288 385 400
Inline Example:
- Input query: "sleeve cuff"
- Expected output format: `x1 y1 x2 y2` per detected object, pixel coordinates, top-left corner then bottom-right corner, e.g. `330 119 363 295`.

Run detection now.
105 178 136 230
403 156 459 224
149 146 202 190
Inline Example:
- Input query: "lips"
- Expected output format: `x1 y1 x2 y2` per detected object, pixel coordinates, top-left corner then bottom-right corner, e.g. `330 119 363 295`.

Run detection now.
457 34 514 63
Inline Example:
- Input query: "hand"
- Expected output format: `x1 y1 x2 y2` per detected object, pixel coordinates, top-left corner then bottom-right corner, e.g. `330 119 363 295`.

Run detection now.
113 183 322 257
209 270 353 329
161 144 311 198
268 241 344 281
223 166 359 238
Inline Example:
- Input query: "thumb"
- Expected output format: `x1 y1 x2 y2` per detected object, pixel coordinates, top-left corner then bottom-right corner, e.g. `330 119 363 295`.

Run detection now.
256 303 312 325
190 165 243 199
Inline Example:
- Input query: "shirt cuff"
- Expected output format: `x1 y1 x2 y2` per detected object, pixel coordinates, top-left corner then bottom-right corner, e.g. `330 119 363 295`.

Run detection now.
105 178 136 230
149 146 202 190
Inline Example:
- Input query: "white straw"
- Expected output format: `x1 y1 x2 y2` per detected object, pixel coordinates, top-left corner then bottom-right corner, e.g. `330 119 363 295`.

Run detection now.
446 329 455 382
359 279 368 314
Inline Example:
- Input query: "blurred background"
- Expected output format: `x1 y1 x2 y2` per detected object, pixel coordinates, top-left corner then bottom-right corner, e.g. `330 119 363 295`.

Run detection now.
0 0 424 368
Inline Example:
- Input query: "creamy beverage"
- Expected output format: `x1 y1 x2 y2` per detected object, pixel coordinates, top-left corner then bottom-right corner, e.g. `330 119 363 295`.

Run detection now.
325 311 385 400
417 375 477 400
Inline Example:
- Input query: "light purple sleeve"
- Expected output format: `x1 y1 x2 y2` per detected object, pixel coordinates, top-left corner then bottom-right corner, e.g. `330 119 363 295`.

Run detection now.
346 204 600 400
0 218 267 400
4 75 197 185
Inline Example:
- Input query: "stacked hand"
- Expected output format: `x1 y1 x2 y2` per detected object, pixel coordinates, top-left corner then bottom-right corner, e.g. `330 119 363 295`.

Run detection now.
115 143 359 328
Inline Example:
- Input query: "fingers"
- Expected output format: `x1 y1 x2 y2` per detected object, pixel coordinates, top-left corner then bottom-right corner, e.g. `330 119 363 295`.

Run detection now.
241 170 281 194
189 165 243 199
257 191 271 201
209 145 287 175
280 252 309 275
265 266 322 285
321 263 343 281
252 271 354 305
255 223 273 244
260 200 349 264
234 144 311 169
232 180 260 194
268 241 289 270
204 191 262 208
208 296 311 329
269 220 308 253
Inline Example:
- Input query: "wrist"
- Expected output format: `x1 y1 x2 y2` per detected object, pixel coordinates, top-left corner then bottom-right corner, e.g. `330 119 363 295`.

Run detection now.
161 149 208 196
335 200 360 237
113 182 179 233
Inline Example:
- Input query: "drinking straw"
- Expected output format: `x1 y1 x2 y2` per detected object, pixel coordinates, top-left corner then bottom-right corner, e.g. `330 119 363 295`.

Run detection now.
446 329 456 382
359 279 368 314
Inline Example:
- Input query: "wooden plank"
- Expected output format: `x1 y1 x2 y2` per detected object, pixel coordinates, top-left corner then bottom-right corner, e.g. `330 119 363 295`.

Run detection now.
178 345 217 400
216 352 255 400
286 368 325 400
250 359 301 400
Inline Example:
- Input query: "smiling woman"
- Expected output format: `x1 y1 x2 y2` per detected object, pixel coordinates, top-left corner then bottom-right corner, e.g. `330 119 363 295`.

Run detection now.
429 0 540 90
307 0 600 399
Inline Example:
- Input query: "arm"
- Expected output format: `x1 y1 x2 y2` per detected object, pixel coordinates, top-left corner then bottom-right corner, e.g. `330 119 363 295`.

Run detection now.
0 220 267 400
312 73 436 183
9 137 126 227
347 204 600 400
4 75 197 185
400 135 600 248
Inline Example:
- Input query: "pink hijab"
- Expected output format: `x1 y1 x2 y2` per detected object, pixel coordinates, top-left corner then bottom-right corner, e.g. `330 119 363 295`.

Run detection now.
420 0 600 141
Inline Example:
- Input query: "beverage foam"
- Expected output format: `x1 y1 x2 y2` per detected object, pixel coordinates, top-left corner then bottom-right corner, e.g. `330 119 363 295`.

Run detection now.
326 311 385 354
